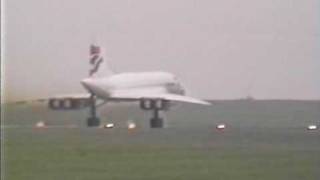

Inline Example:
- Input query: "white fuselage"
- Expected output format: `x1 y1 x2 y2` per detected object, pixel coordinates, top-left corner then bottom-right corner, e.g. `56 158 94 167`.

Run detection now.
81 71 185 99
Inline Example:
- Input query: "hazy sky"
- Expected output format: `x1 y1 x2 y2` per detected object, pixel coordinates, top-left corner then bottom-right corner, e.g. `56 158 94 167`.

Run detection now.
3 0 320 101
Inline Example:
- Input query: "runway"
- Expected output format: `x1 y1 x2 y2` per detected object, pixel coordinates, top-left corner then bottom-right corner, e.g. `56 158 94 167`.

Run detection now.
2 100 320 180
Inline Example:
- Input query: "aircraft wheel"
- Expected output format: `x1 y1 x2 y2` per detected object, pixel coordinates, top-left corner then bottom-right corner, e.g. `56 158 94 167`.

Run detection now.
150 117 164 128
87 117 100 127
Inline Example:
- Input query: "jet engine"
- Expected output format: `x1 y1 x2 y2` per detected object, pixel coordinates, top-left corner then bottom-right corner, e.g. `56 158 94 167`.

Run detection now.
139 98 170 111
48 98 89 110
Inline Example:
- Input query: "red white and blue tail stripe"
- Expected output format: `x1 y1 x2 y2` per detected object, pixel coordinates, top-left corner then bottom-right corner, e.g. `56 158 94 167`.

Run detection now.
89 45 104 76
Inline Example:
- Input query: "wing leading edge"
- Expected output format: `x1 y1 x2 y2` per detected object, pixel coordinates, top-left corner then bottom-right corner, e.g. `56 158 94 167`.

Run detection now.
109 92 211 105
13 92 210 106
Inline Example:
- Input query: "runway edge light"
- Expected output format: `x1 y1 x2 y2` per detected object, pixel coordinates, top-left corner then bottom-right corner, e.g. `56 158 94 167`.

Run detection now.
307 125 317 130
102 123 115 129
216 123 226 130
35 121 46 128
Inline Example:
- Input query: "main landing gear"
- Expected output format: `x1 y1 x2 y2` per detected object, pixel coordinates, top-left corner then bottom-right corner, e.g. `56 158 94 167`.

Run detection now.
150 109 164 128
140 99 170 128
86 96 170 128
87 94 100 127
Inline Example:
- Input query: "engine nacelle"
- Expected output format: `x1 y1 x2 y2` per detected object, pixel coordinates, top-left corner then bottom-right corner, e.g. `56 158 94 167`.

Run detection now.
140 98 170 111
48 98 89 110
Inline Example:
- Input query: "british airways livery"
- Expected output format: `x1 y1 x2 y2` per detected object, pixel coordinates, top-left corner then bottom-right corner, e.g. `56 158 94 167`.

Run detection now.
47 44 210 128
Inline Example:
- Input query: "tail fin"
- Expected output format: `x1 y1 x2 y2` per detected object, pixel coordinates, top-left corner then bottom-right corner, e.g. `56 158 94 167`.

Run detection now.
89 44 114 78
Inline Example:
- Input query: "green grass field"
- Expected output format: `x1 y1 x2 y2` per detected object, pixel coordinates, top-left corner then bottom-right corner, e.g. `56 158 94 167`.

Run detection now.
2 100 320 180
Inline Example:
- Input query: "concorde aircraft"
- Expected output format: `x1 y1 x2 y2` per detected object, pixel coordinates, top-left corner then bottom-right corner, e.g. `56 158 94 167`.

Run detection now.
47 44 210 128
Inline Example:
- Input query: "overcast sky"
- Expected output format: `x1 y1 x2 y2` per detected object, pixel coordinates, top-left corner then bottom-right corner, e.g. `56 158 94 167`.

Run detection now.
3 0 320 101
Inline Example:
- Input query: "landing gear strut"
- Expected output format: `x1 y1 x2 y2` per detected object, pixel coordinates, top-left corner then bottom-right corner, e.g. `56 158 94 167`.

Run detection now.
87 94 100 127
150 109 164 128
140 99 168 128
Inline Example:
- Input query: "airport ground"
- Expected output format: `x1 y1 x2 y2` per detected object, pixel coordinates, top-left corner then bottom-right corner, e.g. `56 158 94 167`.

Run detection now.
2 100 320 180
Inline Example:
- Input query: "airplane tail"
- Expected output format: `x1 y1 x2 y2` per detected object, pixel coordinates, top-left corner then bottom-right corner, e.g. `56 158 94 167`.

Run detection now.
89 44 114 78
